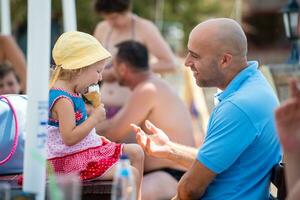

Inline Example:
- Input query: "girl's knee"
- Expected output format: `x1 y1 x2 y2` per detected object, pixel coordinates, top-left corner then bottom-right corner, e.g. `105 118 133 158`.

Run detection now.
130 166 139 179
123 143 144 163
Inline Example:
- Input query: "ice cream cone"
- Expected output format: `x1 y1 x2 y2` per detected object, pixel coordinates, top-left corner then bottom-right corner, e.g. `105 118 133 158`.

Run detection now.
84 91 101 108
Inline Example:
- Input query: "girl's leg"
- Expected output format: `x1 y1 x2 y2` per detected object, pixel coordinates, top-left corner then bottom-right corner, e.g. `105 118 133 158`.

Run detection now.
94 143 144 199
123 143 144 200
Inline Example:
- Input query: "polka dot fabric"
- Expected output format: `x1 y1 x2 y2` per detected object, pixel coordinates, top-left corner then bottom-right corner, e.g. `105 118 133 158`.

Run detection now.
48 138 123 180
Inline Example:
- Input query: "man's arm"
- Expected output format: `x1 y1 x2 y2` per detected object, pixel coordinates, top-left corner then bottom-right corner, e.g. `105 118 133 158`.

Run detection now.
97 85 155 141
176 160 216 199
133 121 215 199
133 121 197 169
165 142 198 169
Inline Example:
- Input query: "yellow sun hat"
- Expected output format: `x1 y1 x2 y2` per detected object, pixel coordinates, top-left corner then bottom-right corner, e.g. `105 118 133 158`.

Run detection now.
49 31 111 88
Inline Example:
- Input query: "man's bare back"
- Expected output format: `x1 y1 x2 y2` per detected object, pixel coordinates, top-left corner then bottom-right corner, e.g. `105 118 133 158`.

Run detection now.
136 75 195 171
98 74 196 171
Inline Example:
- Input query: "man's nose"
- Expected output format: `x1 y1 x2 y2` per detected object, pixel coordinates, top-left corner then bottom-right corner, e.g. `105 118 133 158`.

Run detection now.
184 57 192 67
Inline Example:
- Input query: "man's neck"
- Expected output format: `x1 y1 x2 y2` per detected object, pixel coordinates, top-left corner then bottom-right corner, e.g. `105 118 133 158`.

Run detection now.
127 71 152 90
219 60 248 90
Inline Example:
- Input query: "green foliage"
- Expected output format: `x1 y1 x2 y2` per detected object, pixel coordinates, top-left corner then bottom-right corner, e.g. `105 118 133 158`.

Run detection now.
10 0 236 50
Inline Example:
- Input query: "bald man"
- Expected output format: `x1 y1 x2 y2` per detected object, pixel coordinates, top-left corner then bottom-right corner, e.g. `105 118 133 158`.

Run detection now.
132 18 282 200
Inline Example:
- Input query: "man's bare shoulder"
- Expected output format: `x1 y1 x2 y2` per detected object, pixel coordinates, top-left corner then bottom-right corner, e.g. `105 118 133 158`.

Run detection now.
133 77 173 98
133 79 157 95
125 80 157 112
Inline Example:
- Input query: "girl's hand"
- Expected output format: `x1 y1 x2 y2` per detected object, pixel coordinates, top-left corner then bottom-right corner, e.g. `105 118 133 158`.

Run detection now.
91 104 106 123
85 103 94 116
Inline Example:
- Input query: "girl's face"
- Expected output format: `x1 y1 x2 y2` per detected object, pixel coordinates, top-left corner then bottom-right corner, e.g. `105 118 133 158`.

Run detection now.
75 60 105 93
0 72 21 95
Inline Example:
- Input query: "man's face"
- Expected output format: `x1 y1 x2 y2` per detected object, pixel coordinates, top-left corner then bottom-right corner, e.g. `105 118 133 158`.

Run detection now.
185 33 224 88
0 72 21 95
112 59 127 86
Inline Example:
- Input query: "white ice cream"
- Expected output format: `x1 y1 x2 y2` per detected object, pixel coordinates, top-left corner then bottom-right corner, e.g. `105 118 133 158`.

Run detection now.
88 84 100 93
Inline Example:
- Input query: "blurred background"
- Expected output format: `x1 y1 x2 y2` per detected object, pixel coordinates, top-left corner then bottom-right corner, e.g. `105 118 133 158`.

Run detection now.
9 0 290 64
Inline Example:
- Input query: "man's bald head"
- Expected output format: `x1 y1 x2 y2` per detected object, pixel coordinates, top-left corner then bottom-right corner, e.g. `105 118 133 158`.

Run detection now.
185 18 249 89
190 18 247 57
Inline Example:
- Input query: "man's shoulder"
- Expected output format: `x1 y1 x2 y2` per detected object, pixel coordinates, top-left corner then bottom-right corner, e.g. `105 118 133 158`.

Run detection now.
131 80 158 100
230 72 277 107
216 77 278 129
131 77 175 100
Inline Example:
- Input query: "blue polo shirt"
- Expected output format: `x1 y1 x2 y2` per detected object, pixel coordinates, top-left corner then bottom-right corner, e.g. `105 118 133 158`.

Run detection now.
197 61 282 200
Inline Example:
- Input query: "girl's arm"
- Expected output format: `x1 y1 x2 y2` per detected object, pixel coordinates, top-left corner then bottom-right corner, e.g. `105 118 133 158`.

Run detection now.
53 98 104 146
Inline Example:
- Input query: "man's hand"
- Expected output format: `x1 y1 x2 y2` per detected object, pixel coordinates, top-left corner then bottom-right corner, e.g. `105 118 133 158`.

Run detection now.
131 120 171 159
275 79 300 153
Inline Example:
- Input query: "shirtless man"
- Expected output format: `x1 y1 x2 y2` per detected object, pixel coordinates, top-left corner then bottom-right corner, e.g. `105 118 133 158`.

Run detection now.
93 0 176 118
0 35 27 93
96 41 196 200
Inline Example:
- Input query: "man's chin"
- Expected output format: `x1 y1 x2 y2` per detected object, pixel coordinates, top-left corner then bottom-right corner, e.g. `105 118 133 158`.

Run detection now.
196 80 208 87
118 80 126 87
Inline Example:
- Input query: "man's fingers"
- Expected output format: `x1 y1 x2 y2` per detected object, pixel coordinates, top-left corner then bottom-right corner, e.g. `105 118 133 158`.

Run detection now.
145 120 159 135
145 137 152 154
130 123 139 133
290 78 300 99
130 123 144 135
136 132 149 152
136 132 144 146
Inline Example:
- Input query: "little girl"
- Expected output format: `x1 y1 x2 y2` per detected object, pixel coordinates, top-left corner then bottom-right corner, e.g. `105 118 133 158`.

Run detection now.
47 31 144 198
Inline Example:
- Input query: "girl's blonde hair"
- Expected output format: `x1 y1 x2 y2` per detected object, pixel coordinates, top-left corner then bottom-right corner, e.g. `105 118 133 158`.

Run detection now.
56 67 85 81
49 65 88 87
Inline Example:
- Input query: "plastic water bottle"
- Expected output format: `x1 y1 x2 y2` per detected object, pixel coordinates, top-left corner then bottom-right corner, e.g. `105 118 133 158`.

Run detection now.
111 154 136 200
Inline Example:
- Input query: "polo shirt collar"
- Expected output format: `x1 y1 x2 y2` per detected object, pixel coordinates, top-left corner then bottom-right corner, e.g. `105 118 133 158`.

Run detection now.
215 61 259 103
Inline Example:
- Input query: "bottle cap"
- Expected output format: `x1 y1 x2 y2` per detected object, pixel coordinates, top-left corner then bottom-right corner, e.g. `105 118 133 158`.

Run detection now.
120 154 129 160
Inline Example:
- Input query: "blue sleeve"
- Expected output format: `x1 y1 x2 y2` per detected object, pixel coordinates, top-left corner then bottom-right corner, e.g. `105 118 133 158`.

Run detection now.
197 101 258 173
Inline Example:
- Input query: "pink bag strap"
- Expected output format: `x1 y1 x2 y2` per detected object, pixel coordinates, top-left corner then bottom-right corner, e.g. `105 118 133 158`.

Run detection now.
0 95 19 165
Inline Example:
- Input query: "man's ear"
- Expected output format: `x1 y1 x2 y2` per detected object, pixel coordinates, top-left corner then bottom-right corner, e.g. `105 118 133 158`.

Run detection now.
119 62 128 75
220 53 232 69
